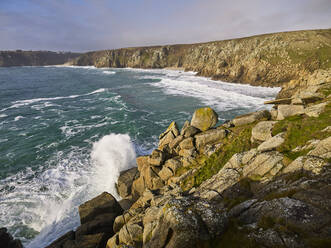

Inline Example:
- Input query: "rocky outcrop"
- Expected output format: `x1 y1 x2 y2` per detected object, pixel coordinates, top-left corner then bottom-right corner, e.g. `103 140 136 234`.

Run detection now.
0 228 22 248
47 53 331 248
47 192 123 248
72 29 331 89
190 107 218 131
0 51 81 67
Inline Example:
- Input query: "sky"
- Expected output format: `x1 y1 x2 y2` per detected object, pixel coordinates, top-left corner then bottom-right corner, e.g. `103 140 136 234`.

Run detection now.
0 0 330 52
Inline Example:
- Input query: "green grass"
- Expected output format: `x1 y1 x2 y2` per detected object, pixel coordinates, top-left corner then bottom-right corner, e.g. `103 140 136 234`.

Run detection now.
272 102 331 161
192 125 254 187
287 46 331 70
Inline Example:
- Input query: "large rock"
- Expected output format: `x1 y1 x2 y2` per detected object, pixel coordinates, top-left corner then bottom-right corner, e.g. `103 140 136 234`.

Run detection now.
257 132 285 152
0 228 22 248
75 213 118 238
159 121 179 140
136 156 149 172
304 102 328 117
179 137 195 150
116 167 139 198
282 155 328 175
233 110 271 126
251 121 277 143
180 125 200 138
148 149 165 166
195 128 227 150
308 136 331 159
78 192 123 224
276 104 304 120
190 107 218 131
143 197 228 248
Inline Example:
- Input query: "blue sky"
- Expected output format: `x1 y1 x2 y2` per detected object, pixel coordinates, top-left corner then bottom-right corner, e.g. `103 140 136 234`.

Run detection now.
0 0 330 52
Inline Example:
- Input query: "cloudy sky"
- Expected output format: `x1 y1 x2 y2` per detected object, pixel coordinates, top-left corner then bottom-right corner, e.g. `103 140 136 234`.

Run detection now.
0 0 330 52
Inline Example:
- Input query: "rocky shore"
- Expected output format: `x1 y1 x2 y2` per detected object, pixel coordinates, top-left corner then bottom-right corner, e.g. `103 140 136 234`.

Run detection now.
1 29 330 248
43 68 331 248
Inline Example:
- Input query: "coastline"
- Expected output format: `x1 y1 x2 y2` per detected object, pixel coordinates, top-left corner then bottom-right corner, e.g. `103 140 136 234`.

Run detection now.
45 67 331 248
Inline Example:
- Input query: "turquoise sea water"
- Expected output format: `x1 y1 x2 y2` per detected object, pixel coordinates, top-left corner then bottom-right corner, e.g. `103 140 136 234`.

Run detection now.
0 66 279 247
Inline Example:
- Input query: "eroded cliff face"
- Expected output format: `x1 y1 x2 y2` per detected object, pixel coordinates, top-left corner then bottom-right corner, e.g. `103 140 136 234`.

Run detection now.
73 29 331 88
0 51 81 67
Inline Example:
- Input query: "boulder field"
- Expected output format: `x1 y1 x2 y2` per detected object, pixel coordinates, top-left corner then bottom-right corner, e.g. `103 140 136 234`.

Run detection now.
46 69 331 248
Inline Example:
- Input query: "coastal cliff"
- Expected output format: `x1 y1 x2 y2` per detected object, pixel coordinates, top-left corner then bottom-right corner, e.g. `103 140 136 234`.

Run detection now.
47 67 331 248
0 51 81 67
72 29 331 90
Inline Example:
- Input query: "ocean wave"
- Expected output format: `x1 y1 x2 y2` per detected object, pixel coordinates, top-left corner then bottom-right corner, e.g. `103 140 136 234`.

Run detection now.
102 71 116 75
0 133 136 248
0 88 107 112
139 69 280 112
14 116 24 121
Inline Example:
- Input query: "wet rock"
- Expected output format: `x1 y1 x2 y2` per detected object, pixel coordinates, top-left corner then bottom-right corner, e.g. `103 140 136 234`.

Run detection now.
190 107 218 131
116 167 139 198
0 228 23 248
233 110 271 126
78 192 123 224
75 213 118 238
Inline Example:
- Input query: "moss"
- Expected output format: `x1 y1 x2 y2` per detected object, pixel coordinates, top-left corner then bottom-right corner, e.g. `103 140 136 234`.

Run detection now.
272 103 331 160
193 124 254 187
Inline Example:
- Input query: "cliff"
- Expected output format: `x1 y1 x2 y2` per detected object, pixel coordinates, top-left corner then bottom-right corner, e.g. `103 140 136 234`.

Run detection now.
0 51 81 67
72 29 331 90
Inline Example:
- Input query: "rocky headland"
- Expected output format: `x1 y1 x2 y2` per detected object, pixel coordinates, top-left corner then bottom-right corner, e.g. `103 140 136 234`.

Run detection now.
45 66 331 247
72 29 331 92
0 51 81 67
1 29 331 248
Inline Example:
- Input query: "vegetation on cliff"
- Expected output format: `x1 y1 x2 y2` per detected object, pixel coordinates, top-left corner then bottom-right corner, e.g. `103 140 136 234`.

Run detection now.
0 51 81 67
72 29 331 87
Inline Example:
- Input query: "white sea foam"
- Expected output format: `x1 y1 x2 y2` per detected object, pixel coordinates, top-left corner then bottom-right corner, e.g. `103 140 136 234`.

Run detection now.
102 71 116 75
90 134 136 195
0 114 8 118
14 116 24 121
0 133 136 248
0 88 107 112
135 69 280 112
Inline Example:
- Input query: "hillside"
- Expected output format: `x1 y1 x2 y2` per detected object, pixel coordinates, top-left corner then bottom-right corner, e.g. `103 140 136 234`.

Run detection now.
0 50 81 67
72 29 331 91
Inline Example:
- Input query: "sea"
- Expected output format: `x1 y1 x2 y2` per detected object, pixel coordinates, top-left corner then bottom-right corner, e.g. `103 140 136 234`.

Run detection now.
0 66 280 247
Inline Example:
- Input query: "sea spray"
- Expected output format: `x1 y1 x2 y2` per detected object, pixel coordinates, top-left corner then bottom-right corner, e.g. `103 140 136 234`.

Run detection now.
26 133 136 247
90 133 136 198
